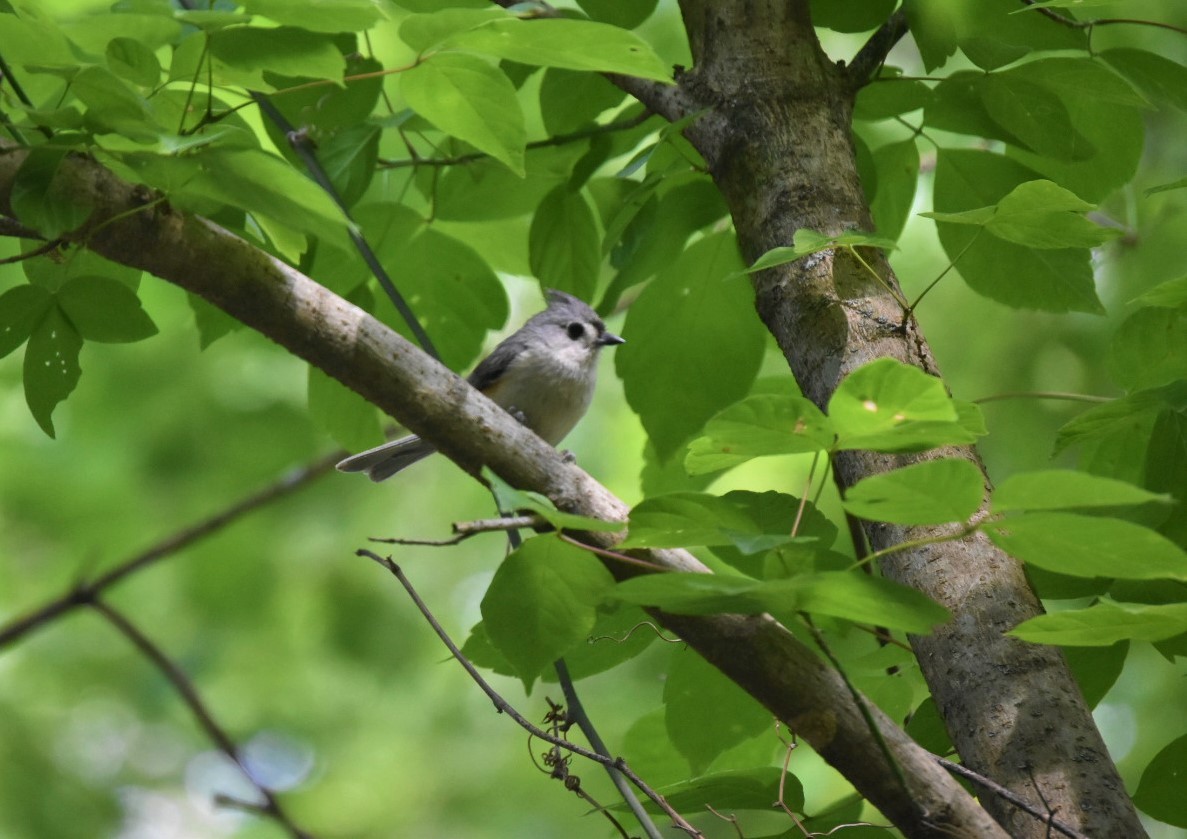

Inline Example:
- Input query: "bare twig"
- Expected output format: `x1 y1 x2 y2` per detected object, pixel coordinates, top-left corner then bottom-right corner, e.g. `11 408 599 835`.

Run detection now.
90 598 314 839
379 111 654 169
935 756 1090 839
972 391 1112 405
1018 0 1187 35
358 549 705 838
0 451 340 650
0 216 48 241
368 514 549 547
556 532 669 573
0 237 63 264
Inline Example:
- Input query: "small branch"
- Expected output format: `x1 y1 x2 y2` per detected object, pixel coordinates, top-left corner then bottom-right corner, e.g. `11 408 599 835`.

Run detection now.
0 237 62 264
847 9 910 86
935 756 1090 839
554 658 665 839
90 598 314 839
1018 0 1187 35
556 532 670 573
972 391 1112 405
358 549 704 838
0 451 340 650
0 215 48 241
368 514 549 547
379 111 654 169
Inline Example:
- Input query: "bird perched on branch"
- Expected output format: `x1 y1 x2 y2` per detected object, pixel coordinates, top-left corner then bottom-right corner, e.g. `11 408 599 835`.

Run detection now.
336 289 624 481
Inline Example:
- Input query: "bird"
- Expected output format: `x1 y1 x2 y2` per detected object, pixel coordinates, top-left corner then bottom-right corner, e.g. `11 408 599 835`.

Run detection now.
336 289 625 481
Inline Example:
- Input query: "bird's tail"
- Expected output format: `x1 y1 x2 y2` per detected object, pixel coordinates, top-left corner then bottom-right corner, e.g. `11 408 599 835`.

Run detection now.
335 435 437 482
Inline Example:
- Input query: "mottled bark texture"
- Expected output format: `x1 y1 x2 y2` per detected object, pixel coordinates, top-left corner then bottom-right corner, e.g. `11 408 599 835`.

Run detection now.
0 143 1010 838
658 1 1143 837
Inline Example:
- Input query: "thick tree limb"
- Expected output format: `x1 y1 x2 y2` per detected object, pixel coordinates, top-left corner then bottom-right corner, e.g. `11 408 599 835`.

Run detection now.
663 2 1144 837
0 142 1005 839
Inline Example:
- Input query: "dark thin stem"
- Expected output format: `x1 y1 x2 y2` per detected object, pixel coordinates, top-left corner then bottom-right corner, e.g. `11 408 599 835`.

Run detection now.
847 9 910 86
368 514 547 547
0 238 61 264
936 756 1090 839
358 550 704 838
0 216 47 240
0 50 51 139
1018 0 1187 35
90 598 314 839
249 93 440 360
556 532 669 573
973 391 1112 405
554 658 664 839
379 111 654 169
0 451 340 651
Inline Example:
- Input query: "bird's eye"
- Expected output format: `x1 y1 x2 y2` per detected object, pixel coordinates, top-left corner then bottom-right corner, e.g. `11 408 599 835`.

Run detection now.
566 322 585 340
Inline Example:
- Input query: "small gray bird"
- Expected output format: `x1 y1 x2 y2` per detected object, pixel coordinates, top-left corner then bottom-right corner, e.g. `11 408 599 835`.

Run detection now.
336 289 625 481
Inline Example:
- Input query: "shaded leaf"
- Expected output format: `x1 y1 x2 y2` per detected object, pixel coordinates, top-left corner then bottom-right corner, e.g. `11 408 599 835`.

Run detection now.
528 185 600 300
23 305 82 438
1010 602 1187 646
0 284 52 360
843 458 984 525
1134 733 1187 828
992 469 1172 513
684 393 833 476
56 276 157 344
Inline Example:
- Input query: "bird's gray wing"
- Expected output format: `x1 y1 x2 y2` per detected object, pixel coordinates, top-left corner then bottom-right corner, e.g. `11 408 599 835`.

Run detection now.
466 335 525 393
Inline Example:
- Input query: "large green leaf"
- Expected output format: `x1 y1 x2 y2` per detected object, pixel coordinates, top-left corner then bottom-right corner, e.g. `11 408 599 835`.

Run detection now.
400 53 526 175
1134 733 1187 828
1010 601 1187 646
242 0 386 33
480 537 616 690
932 149 1102 313
622 490 807 554
984 513 1187 580
23 304 82 438
528 185 601 301
56 276 157 344
869 139 920 241
1110 308 1187 392
617 232 763 461
1102 48 1187 113
828 358 974 451
307 366 382 452
992 470 1173 513
444 18 672 82
0 285 52 359
842 458 984 525
664 649 771 774
10 146 93 240
208 26 345 88
1054 383 1187 456
684 393 833 475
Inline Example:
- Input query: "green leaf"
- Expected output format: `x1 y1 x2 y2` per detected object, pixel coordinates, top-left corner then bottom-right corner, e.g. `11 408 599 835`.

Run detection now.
1131 276 1187 310
664 649 772 774
843 459 984 525
684 393 833 475
925 179 1120 250
855 77 933 121
208 26 345 87
1102 49 1187 113
479 537 616 691
780 572 950 633
242 0 386 33
489 481 624 534
745 229 897 274
318 124 380 209
307 366 382 452
10 146 92 240
612 573 766 615
984 512 1187 581
576 0 660 29
828 358 975 451
1110 308 1187 392
539 67 626 135
23 304 82 438
622 490 806 554
56 276 157 344
400 53 526 175
187 147 352 247
1064 643 1128 708
617 232 764 461
1010 602 1187 646
0 284 52 359
1134 733 1187 828
400 8 503 51
1054 383 1187 455
106 37 161 87
979 74 1091 162
445 18 672 82
810 0 898 33
932 150 1103 313
528 185 601 300
992 469 1173 513
869 139 920 242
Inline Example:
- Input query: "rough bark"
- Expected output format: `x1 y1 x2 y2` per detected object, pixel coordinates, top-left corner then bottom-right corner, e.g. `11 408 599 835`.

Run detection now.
659 1 1144 837
0 142 1010 838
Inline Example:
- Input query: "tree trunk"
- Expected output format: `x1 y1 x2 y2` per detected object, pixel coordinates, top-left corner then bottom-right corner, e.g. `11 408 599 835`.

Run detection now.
655 1 1144 836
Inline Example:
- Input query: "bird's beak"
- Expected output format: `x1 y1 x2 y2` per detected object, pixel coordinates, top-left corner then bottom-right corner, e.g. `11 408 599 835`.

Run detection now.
598 331 625 346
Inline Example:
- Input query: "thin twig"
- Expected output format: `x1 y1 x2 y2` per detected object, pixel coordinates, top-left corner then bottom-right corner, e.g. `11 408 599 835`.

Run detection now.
972 391 1112 405
90 598 314 839
1018 0 1187 35
554 658 665 839
368 514 550 546
0 216 48 241
358 549 705 838
0 451 341 650
936 756 1090 839
556 532 669 573
379 110 654 169
0 237 62 264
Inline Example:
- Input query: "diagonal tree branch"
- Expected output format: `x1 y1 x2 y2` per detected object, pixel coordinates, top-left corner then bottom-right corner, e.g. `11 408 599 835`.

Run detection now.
0 140 1006 839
